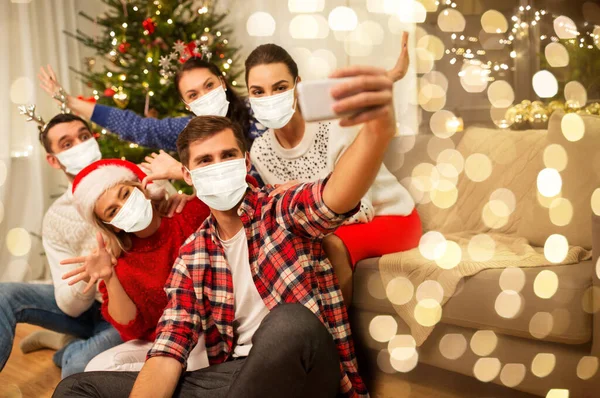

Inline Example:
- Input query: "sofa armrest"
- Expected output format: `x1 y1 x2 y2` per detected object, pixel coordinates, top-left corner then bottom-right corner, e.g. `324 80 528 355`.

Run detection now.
592 214 600 356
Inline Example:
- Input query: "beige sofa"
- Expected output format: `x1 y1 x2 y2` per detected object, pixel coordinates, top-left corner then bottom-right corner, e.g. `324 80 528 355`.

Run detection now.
349 111 600 397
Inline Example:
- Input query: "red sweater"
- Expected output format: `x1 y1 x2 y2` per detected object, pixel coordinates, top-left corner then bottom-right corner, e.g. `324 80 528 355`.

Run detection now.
99 197 210 341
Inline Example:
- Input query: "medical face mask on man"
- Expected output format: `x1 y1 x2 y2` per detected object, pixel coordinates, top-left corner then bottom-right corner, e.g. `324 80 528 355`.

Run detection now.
186 85 230 117
107 187 154 233
187 158 248 211
249 83 297 130
55 138 102 176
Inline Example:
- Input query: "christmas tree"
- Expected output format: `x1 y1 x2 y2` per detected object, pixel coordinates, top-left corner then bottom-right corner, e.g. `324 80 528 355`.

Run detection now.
67 0 240 164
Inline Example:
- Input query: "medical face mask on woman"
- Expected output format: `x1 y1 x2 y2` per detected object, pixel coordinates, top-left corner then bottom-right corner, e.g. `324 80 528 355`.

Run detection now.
186 85 230 117
107 187 154 233
249 83 297 129
55 138 102 176
187 158 248 211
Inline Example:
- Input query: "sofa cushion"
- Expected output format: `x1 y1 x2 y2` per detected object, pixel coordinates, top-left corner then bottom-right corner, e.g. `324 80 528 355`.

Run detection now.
517 111 600 249
353 258 594 344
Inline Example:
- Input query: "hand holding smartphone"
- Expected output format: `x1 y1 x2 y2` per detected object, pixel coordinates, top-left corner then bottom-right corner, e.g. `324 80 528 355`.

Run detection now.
297 78 357 122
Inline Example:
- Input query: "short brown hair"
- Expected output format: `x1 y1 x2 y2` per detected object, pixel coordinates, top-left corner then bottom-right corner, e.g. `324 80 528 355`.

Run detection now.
244 44 299 86
176 116 248 166
40 114 91 154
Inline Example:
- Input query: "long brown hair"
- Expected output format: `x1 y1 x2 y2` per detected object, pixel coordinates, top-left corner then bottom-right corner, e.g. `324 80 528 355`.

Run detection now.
174 58 251 141
244 44 299 85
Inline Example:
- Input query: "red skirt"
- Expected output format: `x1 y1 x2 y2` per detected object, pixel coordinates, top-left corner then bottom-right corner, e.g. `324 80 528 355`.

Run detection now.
334 209 422 269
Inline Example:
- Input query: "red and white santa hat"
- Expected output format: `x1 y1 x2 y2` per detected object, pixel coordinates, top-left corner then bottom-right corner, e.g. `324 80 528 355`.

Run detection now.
72 159 165 225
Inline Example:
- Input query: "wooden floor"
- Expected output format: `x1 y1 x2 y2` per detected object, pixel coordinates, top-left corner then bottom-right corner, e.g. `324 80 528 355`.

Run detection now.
1 324 537 398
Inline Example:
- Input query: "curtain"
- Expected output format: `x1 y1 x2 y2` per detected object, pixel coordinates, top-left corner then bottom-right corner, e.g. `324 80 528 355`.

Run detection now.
0 0 86 281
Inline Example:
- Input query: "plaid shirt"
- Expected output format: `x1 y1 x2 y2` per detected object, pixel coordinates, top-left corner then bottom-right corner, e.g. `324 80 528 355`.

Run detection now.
148 177 368 397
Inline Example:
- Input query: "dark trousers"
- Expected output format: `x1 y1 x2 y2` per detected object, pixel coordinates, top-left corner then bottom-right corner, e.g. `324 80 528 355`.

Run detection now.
53 304 341 398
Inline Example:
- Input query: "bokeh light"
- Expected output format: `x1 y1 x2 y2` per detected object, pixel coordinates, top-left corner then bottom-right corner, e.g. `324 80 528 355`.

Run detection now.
473 358 501 382
0 201 4 225
546 390 569 398
419 231 447 260
439 334 467 360
500 364 526 388
390 350 419 373
481 10 508 34
246 12 276 36
564 81 587 108
592 188 600 216
460 65 488 93
415 48 434 74
544 43 570 68
490 188 516 214
328 6 358 31
465 153 492 182
0 160 6 187
437 8 466 32
386 276 415 305
534 269 560 298
487 80 514 108
468 234 496 262
532 71 558 98
561 113 585 142
430 110 459 138
414 298 442 327
417 35 445 61
554 16 578 39
490 106 513 129
470 330 498 356
549 198 573 227
543 235 569 264
412 163 440 193
543 144 568 172
377 349 396 374
369 315 398 343
531 353 556 377
367 273 387 300
576 356 599 380
416 280 445 304
6 228 32 257
537 168 562 198
499 267 526 292
289 15 319 39
435 240 462 269
495 290 523 319
529 312 554 339
388 335 417 361
437 149 464 174
582 286 600 314
429 178 458 210
10 76 35 104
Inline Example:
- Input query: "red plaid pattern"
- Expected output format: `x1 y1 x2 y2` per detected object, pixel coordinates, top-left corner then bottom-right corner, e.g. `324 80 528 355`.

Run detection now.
148 177 368 397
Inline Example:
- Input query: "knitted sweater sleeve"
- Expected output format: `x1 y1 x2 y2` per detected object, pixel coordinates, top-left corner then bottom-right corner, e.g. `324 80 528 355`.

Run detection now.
90 105 191 151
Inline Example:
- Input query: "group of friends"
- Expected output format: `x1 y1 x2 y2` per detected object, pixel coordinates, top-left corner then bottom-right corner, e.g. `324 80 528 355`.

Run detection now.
0 34 422 398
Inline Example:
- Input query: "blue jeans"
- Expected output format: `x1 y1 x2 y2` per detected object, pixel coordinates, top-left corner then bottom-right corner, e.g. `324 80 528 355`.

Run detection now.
0 283 122 378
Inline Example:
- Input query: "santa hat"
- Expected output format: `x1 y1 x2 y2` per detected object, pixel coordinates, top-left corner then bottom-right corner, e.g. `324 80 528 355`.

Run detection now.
72 159 165 225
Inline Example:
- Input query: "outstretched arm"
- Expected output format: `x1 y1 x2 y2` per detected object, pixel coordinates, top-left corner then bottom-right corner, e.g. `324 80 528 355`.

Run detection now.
322 66 396 215
38 65 189 151
387 31 410 82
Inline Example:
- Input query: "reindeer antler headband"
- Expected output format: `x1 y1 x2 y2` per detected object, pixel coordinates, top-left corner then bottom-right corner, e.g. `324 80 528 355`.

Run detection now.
18 104 47 132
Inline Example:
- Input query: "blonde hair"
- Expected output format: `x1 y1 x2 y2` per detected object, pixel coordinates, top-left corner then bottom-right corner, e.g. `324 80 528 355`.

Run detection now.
90 181 167 258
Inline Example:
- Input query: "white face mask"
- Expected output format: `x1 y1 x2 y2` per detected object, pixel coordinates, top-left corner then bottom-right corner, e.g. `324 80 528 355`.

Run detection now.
186 85 230 117
187 158 248 211
107 187 154 233
55 138 102 176
249 84 297 129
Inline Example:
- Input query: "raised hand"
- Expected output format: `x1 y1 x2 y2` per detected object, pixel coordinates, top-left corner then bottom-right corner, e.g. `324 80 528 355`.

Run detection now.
141 150 184 182
387 31 410 82
158 193 195 217
329 66 394 129
38 65 64 103
61 232 117 294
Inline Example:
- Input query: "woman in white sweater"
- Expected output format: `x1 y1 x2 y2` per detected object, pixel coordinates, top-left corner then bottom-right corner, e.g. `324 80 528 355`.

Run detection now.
245 43 422 303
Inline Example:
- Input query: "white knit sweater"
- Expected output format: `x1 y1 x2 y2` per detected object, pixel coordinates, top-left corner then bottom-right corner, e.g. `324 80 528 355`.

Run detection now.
42 186 100 317
250 121 415 224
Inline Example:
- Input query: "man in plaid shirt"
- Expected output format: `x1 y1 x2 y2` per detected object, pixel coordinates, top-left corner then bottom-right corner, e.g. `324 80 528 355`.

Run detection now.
54 65 395 398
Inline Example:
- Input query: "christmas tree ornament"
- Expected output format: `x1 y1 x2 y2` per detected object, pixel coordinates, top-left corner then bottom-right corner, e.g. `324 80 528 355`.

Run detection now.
585 102 600 115
528 106 549 129
118 42 131 54
84 57 96 72
547 100 565 114
565 99 582 113
104 87 116 97
142 18 156 34
113 87 130 109
520 99 532 108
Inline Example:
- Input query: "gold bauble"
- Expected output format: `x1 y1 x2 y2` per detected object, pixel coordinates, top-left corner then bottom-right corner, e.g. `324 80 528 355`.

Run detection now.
507 106 529 130
528 107 549 129
585 102 600 115
547 100 565 115
565 99 582 113
113 87 129 109
532 100 545 109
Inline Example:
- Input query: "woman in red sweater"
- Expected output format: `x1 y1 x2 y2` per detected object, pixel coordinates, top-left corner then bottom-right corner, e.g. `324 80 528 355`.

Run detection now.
60 159 216 371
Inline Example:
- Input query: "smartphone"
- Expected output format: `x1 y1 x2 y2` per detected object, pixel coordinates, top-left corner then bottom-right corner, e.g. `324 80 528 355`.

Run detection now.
297 78 355 122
